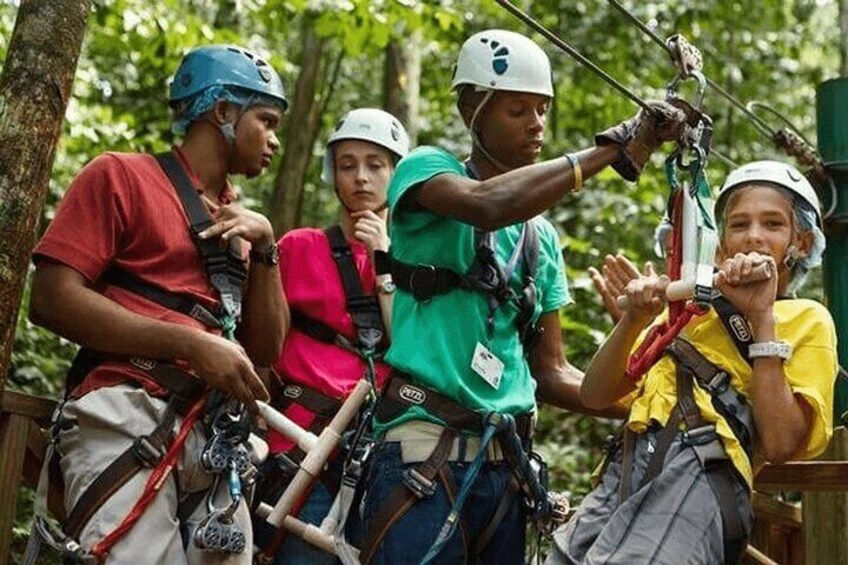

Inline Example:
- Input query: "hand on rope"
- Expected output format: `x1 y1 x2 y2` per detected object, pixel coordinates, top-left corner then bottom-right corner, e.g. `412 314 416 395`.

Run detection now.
595 100 689 181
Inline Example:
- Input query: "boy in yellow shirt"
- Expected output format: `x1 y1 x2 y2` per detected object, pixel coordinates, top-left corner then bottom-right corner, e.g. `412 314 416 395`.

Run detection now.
548 161 837 565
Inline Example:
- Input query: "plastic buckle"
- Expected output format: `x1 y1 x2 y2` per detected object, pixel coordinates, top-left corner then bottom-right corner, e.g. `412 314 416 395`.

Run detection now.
408 265 437 301
132 436 164 468
402 468 437 499
681 424 717 447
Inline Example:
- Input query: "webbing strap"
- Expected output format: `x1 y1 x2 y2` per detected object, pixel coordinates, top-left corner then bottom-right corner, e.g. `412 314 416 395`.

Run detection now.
155 152 247 327
475 476 520 556
392 220 542 353
289 308 359 355
103 268 223 330
63 403 179 539
360 428 457 564
324 225 385 351
617 428 637 504
376 373 486 433
271 377 343 418
712 296 754 365
666 339 755 457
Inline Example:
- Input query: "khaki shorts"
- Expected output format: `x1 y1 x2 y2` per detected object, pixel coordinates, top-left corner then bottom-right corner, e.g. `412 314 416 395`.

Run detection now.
37 384 251 564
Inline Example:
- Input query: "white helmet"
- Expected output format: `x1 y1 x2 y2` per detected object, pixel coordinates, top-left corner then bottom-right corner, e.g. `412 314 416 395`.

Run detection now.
716 160 822 226
321 108 410 184
452 29 553 97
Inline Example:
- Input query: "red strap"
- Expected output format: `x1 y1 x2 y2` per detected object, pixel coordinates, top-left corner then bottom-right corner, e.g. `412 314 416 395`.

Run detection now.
91 396 207 561
625 191 708 381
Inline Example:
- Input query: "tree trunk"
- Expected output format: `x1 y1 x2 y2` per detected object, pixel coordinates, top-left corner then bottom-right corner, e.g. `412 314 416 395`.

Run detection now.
840 0 848 77
383 31 421 146
268 16 334 234
0 0 92 395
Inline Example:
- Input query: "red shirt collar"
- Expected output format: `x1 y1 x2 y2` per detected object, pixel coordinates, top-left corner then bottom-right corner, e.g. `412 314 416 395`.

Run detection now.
171 146 237 205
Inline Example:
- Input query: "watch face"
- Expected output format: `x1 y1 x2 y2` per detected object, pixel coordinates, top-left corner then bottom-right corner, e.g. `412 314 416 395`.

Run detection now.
379 279 396 294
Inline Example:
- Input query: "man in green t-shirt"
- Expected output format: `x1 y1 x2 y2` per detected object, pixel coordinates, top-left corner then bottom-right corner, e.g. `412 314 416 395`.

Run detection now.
359 29 686 564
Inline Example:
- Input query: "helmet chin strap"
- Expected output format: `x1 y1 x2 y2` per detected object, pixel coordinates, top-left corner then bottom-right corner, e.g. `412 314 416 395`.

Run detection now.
469 90 510 174
336 188 388 214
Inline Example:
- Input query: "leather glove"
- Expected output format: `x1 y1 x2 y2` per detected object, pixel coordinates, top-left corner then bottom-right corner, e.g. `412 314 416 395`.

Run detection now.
595 100 688 181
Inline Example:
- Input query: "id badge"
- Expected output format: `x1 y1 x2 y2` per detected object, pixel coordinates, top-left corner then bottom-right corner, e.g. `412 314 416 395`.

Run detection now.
471 342 504 390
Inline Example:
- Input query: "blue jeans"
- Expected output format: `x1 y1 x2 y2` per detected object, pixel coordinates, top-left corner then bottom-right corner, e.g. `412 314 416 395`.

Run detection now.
361 440 526 564
254 472 342 565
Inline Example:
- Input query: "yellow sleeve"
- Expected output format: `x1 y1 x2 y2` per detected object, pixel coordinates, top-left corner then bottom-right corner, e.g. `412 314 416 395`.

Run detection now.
781 301 838 460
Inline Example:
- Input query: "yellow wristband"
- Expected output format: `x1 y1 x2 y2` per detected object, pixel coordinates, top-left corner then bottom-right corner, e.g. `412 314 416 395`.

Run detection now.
565 153 582 193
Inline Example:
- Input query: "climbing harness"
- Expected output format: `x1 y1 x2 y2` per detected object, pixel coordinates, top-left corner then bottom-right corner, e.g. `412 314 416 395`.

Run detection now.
358 373 566 564
391 163 544 355
256 225 386 561
28 150 257 562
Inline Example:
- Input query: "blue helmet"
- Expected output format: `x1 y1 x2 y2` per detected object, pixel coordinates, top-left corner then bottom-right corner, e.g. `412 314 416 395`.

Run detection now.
169 45 288 111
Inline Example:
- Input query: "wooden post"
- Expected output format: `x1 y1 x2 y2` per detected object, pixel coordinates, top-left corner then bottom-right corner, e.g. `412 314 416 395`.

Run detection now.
804 428 848 565
0 411 31 565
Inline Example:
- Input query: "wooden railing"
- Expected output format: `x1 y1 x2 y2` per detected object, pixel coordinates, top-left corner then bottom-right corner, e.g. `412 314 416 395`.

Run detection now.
0 390 56 565
1 390 846 565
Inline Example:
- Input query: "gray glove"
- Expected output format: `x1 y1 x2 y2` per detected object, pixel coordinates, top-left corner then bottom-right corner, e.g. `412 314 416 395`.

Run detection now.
595 100 688 181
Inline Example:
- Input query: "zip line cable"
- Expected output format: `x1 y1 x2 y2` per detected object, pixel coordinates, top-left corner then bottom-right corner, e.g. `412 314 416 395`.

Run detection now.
746 100 814 147
605 0 817 148
493 0 655 114
494 0 736 167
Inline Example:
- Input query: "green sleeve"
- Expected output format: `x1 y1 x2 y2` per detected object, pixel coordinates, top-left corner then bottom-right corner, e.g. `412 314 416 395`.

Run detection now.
534 218 571 313
387 146 466 214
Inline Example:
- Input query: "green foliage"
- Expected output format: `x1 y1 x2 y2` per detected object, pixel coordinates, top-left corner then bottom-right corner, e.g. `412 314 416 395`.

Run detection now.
0 0 839 559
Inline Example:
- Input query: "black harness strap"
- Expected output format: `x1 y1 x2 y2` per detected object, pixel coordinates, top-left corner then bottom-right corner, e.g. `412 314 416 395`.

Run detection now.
61 360 205 539
64 403 179 540
668 339 755 458
155 151 247 323
289 309 360 354
324 225 385 352
712 296 754 366
102 268 223 330
390 220 542 354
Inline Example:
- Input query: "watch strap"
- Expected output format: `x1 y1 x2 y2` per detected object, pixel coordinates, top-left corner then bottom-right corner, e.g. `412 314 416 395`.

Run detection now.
374 249 392 276
748 341 792 360
250 243 279 266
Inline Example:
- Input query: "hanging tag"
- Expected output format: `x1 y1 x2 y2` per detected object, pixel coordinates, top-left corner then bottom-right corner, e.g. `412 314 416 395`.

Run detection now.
471 342 504 390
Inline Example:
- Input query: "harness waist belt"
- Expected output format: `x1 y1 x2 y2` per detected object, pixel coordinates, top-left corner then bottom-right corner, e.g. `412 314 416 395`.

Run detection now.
378 372 534 441
67 348 206 415
385 420 506 463
271 376 343 418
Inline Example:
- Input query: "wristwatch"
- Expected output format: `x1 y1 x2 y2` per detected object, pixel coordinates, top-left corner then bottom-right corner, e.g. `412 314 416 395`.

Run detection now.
748 341 792 361
250 243 279 267
377 278 396 295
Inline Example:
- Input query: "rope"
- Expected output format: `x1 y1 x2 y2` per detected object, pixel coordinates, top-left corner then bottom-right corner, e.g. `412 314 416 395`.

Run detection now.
90 396 207 561
421 419 500 564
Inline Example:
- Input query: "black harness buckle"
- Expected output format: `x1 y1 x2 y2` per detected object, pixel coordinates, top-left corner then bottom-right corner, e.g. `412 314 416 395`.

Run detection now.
681 424 717 447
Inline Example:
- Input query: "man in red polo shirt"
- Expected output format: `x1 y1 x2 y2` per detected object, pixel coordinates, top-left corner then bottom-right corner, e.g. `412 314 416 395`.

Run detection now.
29 45 287 562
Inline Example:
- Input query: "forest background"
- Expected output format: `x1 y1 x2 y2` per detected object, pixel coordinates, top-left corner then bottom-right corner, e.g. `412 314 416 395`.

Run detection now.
1 0 842 558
